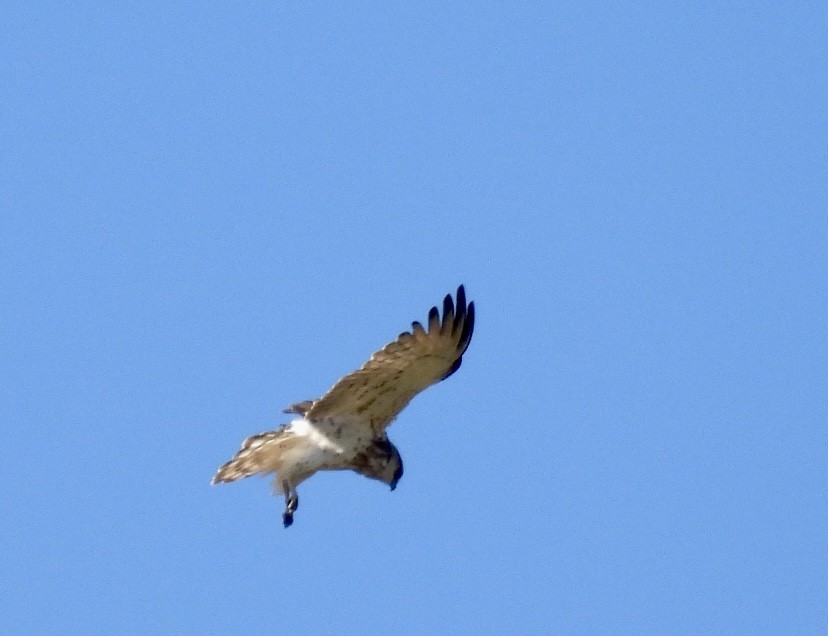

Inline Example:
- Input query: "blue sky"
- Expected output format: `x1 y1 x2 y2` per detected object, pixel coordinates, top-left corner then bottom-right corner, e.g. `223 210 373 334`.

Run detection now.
2 2 826 634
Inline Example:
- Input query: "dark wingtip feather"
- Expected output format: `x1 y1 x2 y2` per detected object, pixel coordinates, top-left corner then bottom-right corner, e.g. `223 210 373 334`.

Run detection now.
441 286 474 381
452 285 467 336
441 293 455 332
459 300 475 351
456 285 467 313
427 305 440 331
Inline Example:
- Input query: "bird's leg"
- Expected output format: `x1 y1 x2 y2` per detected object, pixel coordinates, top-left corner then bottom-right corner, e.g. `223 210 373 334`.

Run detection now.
282 481 299 528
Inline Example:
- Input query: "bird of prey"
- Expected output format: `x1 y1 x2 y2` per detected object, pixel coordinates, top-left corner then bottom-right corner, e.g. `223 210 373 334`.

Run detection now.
212 285 475 527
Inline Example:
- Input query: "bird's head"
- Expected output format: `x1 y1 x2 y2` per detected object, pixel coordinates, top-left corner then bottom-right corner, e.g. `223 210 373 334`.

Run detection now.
375 437 404 491
356 436 404 491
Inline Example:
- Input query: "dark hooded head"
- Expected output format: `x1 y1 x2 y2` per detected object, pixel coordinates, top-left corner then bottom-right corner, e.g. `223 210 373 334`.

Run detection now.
352 436 404 490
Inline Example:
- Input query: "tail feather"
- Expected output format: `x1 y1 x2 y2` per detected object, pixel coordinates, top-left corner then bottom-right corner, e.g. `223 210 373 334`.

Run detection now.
211 426 293 485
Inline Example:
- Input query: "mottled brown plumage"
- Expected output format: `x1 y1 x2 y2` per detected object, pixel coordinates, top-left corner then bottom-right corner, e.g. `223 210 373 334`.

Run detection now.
212 285 475 527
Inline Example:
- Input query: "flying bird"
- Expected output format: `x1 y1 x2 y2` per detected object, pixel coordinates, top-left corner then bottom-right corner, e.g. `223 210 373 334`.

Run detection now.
212 285 475 527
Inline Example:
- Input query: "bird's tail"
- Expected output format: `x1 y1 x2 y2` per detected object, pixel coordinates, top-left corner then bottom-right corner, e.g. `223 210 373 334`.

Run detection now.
211 427 292 485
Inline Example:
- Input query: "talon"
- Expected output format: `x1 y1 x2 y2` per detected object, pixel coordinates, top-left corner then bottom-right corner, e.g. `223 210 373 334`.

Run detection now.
282 484 298 527
288 494 299 514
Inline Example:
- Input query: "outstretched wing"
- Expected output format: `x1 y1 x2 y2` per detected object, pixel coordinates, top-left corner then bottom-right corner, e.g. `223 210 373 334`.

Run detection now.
293 285 474 433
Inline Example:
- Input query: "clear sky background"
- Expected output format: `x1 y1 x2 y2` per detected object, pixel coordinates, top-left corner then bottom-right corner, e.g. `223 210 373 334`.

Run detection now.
2 3 826 634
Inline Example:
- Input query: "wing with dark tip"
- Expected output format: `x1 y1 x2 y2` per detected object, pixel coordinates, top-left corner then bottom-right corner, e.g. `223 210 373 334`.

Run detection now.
300 285 475 433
